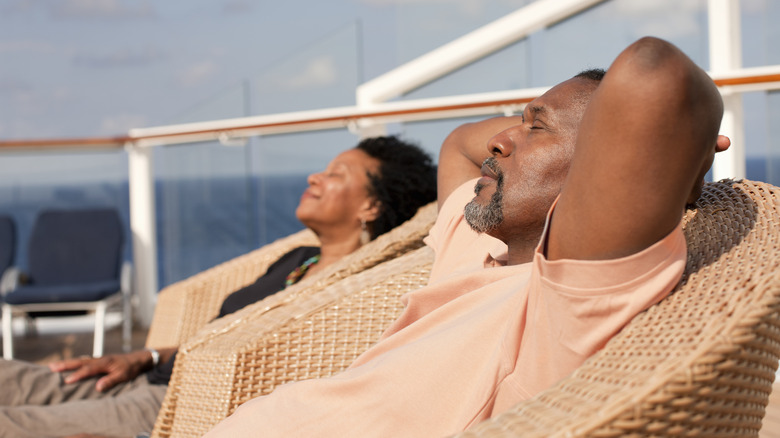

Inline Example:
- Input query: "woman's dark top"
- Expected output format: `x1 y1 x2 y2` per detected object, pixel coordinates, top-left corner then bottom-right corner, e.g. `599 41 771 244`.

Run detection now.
146 246 321 385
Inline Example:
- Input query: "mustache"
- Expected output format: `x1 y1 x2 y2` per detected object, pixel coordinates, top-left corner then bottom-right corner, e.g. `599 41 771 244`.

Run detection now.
484 157 502 180
474 157 503 195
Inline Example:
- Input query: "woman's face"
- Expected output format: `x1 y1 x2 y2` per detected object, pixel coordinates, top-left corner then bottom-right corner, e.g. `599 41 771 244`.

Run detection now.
296 148 381 235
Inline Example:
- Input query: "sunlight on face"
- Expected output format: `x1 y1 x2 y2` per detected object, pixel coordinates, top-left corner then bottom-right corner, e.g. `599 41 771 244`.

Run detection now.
295 148 380 234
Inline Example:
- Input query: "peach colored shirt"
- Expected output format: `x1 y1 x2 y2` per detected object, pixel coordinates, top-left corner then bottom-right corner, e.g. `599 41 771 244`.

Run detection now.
203 179 686 438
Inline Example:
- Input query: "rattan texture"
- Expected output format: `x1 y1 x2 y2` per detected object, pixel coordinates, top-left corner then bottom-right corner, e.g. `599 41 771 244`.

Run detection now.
153 246 434 438
145 229 319 348
454 179 780 437
145 201 436 349
150 203 437 437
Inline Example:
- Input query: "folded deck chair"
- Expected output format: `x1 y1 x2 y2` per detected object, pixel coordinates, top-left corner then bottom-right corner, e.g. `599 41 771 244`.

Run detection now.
145 201 436 349
452 179 780 437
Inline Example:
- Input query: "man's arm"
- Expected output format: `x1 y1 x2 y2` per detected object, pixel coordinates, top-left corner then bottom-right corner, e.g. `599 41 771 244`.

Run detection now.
548 37 728 261
437 116 523 208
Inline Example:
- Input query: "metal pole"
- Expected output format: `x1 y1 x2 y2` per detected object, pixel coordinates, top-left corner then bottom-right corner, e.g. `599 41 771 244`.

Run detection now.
709 0 746 180
127 143 159 328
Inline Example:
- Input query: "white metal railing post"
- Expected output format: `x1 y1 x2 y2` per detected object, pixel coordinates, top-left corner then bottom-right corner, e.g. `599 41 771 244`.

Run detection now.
709 0 746 180
126 142 158 328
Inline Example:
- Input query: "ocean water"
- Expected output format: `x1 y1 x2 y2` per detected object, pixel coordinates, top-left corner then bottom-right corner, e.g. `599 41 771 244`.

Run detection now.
0 157 774 291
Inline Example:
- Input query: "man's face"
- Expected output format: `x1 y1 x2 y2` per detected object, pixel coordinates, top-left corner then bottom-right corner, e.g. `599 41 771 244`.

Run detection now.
464 77 597 243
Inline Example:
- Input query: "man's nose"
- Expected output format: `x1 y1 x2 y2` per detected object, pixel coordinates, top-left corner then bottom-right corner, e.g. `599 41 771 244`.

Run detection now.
487 134 513 157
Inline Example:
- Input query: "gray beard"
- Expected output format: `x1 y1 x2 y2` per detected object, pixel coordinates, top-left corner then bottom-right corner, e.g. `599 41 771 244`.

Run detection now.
464 179 503 233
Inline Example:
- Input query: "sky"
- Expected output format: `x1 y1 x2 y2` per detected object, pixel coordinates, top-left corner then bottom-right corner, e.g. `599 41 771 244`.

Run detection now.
0 0 535 140
0 0 778 181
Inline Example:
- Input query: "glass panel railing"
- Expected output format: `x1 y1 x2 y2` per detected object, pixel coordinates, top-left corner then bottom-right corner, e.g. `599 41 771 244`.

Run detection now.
540 0 708 77
250 129 360 245
742 0 780 68
743 91 769 183
397 0 709 99
767 90 780 186
397 116 490 163
152 22 361 288
153 128 362 288
154 140 255 288
0 149 130 273
252 22 361 114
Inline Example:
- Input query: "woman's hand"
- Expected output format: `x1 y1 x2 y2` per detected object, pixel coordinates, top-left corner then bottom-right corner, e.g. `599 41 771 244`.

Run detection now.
48 350 154 392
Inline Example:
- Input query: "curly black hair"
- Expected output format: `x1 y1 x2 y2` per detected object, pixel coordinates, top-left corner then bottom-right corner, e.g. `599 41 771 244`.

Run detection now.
355 135 437 239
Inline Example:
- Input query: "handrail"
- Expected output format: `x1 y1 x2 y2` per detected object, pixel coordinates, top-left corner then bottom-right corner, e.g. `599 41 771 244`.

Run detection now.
0 136 129 149
1 66 779 151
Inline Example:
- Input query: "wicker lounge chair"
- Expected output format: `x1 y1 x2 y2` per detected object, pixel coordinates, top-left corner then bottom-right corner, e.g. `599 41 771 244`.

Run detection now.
455 179 780 437
152 179 780 438
152 245 434 437
145 201 437 349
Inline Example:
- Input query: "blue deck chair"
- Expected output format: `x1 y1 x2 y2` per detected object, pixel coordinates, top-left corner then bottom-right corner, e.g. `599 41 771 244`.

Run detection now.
0 215 15 301
1 209 132 359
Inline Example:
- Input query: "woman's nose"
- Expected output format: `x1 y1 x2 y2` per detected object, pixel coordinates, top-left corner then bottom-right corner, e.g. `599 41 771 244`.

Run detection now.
307 172 321 185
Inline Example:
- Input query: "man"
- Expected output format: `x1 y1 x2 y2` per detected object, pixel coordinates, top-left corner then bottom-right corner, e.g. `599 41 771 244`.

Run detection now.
202 37 730 437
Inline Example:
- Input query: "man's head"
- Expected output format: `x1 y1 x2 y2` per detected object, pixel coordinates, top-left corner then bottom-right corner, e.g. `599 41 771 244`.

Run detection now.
464 69 605 245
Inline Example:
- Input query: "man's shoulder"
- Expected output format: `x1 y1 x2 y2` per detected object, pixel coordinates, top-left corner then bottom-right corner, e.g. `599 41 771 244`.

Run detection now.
427 178 507 284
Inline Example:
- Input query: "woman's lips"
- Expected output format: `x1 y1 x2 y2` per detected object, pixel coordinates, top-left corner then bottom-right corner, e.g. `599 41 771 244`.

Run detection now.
300 189 318 201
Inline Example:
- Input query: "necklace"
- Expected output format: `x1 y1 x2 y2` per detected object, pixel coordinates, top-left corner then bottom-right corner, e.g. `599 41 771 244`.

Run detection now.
284 254 321 288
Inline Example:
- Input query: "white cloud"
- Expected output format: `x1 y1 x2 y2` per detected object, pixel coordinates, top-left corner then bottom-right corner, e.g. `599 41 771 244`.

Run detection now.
277 56 338 91
178 61 220 88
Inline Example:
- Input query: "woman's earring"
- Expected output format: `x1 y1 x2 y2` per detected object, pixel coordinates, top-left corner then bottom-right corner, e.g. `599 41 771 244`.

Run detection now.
360 218 371 245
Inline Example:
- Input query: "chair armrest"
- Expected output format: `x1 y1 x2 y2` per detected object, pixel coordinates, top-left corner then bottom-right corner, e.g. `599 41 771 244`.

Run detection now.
0 266 21 296
151 246 434 438
121 261 133 297
145 202 436 350
145 228 319 349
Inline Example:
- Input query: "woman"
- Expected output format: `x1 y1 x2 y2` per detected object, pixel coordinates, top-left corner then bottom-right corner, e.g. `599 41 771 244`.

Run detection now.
0 135 437 438
217 135 437 315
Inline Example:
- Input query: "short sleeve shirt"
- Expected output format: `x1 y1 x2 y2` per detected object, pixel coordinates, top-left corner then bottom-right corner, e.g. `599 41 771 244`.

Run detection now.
204 179 686 438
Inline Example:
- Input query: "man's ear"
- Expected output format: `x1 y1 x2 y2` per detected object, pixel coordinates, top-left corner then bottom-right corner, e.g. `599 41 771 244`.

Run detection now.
716 134 731 153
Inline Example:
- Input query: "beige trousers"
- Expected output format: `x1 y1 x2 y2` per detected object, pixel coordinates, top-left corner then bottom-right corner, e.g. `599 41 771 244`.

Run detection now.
0 359 167 438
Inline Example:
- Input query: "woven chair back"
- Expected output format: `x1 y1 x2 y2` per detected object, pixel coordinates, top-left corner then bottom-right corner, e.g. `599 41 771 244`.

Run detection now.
455 179 780 437
146 201 436 348
153 246 434 437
